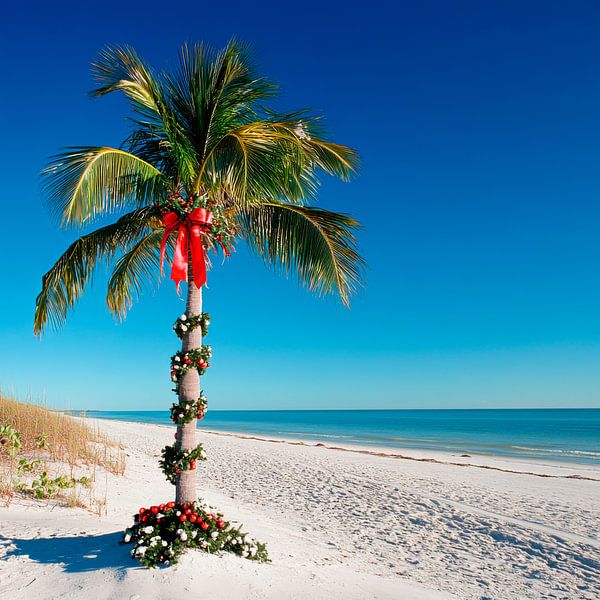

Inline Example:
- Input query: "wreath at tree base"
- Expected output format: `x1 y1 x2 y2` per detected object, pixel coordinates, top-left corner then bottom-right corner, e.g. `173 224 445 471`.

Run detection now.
122 498 269 568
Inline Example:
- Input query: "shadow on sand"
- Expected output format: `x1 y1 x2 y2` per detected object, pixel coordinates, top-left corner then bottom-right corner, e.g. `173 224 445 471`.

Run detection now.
1 532 139 573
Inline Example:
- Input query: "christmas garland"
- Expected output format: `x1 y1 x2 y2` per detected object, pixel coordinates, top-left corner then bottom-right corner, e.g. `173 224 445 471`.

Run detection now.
173 312 210 339
170 346 212 384
159 443 207 484
122 499 269 567
170 392 208 425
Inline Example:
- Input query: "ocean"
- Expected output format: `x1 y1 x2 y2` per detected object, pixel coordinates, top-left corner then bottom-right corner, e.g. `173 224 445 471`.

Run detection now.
83 408 600 465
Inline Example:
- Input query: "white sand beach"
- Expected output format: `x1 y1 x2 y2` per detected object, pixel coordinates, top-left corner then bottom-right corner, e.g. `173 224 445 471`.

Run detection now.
1 417 599 599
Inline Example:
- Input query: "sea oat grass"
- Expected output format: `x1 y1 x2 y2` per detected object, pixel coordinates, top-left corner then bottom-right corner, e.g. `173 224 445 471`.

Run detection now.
0 394 122 470
0 393 125 505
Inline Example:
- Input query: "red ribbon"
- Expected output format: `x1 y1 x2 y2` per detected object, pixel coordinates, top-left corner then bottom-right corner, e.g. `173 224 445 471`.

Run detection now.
159 208 214 289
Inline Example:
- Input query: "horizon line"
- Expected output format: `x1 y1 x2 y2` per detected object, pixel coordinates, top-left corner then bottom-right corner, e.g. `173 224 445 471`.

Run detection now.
69 406 600 412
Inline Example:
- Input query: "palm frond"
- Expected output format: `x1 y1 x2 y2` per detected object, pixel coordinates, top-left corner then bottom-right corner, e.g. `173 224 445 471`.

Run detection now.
164 41 277 184
92 46 164 122
237 202 365 306
34 208 157 334
205 123 311 203
106 230 165 319
92 46 198 187
121 126 179 184
202 116 357 204
261 113 358 181
43 147 167 227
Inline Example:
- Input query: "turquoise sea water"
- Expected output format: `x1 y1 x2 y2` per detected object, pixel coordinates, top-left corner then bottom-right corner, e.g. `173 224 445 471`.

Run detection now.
84 408 600 465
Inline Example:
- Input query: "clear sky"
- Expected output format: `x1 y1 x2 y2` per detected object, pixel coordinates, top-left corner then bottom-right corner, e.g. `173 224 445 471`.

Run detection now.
1 1 599 410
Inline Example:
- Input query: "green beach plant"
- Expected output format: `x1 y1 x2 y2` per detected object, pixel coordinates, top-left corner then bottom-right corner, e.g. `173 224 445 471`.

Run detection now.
17 470 90 500
0 424 21 459
34 41 364 566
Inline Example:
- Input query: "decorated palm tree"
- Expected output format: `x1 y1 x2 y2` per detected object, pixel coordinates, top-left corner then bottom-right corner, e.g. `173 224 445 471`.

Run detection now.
34 42 364 566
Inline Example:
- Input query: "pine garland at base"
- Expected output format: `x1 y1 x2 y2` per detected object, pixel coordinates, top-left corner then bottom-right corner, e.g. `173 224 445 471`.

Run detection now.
122 499 269 568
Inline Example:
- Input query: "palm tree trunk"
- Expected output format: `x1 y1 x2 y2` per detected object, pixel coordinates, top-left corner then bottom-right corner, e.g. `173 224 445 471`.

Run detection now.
175 265 202 504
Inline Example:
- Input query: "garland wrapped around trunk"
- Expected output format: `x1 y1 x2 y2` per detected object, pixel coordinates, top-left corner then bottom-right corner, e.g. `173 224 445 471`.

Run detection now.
170 392 208 425
122 193 268 568
160 443 207 484
173 312 210 338
170 346 212 383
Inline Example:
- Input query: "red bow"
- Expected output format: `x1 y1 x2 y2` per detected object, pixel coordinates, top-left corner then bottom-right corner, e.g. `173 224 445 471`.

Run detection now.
159 208 214 289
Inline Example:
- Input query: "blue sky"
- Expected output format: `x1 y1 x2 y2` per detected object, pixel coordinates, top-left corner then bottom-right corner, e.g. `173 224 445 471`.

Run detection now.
1 1 599 410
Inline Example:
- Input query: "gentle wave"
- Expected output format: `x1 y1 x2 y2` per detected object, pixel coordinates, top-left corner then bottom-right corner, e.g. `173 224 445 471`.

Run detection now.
278 430 353 439
85 409 600 465
511 446 600 457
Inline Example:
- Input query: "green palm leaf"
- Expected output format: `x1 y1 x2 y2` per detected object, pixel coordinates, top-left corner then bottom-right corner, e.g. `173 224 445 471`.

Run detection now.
165 42 276 172
43 147 167 226
106 230 165 318
238 202 365 306
92 46 199 187
34 208 156 334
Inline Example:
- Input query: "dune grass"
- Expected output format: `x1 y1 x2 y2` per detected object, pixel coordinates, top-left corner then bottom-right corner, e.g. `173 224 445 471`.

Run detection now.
0 393 125 509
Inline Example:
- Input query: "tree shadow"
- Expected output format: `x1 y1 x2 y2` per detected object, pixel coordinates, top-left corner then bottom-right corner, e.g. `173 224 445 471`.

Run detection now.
0 532 140 573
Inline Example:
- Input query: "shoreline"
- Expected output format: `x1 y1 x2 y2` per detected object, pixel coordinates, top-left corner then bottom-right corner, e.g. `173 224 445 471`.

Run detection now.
82 414 600 479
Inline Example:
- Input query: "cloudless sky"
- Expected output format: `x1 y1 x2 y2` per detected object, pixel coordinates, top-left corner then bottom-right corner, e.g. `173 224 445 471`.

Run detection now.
1 1 599 410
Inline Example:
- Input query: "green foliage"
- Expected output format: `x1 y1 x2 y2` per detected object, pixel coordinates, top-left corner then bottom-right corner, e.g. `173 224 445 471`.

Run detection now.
0 424 22 458
43 147 168 227
173 312 210 339
238 202 364 307
170 392 208 426
29 472 74 499
170 346 212 385
34 432 49 450
34 207 158 333
123 499 269 568
35 42 364 334
159 444 207 484
16 467 90 500
17 457 40 475
106 229 165 318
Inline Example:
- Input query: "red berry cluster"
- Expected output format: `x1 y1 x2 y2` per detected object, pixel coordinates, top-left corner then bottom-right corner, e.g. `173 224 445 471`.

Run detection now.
182 354 209 370
159 443 206 484
136 502 225 528
170 347 212 387
157 193 216 217
169 393 208 426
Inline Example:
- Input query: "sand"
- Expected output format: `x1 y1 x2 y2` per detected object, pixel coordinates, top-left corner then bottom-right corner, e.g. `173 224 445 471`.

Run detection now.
1 417 599 599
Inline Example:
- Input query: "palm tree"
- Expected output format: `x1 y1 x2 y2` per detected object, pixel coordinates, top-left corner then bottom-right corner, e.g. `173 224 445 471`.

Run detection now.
34 42 364 505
